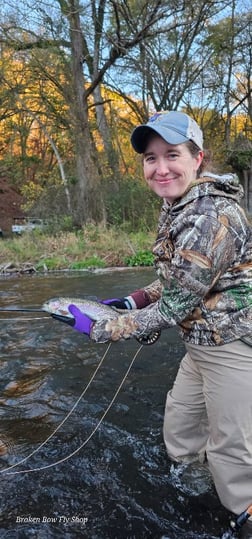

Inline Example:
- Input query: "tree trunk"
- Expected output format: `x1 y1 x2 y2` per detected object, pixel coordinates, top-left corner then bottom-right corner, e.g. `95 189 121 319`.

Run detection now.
93 84 119 179
246 168 252 214
68 0 105 225
239 168 252 215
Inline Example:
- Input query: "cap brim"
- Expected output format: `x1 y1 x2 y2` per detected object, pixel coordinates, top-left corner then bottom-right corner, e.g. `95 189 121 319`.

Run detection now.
131 125 188 153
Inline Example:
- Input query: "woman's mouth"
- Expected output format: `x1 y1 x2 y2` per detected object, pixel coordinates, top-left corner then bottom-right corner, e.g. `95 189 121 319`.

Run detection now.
155 177 176 184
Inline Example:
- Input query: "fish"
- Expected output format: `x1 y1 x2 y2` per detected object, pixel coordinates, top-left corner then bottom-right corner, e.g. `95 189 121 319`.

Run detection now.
42 297 160 345
42 297 123 321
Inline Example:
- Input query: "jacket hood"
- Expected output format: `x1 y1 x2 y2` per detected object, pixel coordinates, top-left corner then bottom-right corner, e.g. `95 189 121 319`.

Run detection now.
172 172 244 210
201 172 243 199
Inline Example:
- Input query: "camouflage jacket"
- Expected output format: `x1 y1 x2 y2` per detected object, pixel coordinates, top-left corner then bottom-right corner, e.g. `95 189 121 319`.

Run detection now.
92 173 252 346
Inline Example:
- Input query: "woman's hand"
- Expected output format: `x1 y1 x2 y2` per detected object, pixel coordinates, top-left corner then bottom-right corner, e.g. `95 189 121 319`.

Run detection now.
68 304 93 335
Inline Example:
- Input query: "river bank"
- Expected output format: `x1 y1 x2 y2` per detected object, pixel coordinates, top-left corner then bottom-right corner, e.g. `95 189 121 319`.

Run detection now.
0 225 156 275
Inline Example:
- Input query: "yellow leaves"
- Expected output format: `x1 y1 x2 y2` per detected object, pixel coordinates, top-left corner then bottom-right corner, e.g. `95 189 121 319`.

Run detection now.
21 182 43 211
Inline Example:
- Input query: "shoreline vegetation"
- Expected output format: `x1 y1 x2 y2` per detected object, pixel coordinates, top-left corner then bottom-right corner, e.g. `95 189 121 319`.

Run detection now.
0 224 156 275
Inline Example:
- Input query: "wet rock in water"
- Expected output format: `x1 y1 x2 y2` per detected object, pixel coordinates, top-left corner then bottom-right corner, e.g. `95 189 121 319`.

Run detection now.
0 439 8 456
0 262 36 275
3 380 19 395
3 366 49 397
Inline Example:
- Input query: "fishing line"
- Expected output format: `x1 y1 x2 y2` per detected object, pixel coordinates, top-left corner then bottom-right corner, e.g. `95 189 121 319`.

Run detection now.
0 342 112 474
1 343 143 475
0 317 49 322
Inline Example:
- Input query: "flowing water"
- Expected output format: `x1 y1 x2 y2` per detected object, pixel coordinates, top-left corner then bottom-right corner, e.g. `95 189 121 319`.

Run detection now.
0 269 232 538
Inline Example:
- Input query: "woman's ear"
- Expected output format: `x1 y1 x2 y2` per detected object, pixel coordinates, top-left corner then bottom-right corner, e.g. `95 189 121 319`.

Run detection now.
195 150 204 171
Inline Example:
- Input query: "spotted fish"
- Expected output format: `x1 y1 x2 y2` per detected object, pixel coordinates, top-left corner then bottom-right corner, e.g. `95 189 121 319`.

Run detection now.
42 297 160 345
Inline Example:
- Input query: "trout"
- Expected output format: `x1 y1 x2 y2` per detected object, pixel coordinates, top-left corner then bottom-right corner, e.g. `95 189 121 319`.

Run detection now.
43 297 123 321
42 297 160 345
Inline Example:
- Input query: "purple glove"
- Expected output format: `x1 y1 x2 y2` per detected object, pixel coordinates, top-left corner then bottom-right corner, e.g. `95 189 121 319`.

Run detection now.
68 304 93 335
102 297 133 309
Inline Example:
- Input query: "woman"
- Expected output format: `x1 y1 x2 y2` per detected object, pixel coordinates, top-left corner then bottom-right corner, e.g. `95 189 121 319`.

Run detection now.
69 111 252 538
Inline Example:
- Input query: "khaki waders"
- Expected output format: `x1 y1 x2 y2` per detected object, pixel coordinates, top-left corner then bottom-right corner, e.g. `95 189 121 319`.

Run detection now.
163 340 252 515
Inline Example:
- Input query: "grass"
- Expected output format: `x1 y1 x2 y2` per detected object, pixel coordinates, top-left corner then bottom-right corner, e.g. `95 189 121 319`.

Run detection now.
0 224 156 272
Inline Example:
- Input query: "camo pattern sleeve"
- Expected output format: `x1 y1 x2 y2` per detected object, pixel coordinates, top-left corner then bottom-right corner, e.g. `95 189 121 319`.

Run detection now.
90 301 173 343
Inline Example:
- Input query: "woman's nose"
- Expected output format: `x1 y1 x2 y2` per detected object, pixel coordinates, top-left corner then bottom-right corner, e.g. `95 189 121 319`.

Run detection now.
156 158 169 174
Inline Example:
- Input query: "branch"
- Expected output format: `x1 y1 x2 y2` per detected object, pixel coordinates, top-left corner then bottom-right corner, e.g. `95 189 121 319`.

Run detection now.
84 2 166 99
229 89 252 115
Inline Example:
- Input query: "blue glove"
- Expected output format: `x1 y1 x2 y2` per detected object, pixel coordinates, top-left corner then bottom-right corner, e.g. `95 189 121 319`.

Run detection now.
102 297 133 309
68 304 93 335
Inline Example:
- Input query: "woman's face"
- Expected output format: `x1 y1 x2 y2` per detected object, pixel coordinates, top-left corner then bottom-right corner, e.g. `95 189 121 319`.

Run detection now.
143 134 203 203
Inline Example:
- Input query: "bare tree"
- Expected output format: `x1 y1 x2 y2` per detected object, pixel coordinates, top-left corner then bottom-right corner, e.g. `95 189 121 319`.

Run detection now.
0 0 176 224
0 0 251 220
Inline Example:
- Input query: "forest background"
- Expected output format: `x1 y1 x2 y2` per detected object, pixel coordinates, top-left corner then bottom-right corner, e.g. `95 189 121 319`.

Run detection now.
0 0 251 271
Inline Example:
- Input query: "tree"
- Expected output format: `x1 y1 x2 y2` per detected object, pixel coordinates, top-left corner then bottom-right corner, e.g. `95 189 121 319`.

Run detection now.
201 2 252 145
227 134 252 214
0 0 177 224
0 46 72 211
0 0 251 221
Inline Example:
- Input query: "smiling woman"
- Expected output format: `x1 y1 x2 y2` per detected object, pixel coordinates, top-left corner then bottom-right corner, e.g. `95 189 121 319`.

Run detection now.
66 110 252 538
132 111 209 203
142 138 203 203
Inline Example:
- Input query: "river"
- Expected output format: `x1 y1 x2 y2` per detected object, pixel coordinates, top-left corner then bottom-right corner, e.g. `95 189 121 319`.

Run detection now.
0 269 231 538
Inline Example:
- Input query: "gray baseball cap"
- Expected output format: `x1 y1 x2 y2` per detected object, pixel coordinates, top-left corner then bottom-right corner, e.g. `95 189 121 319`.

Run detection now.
131 111 203 153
